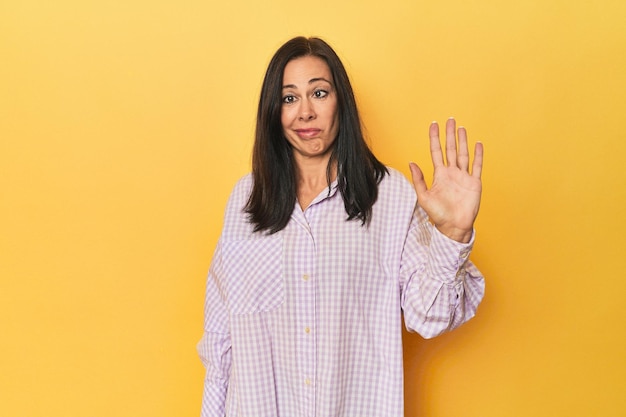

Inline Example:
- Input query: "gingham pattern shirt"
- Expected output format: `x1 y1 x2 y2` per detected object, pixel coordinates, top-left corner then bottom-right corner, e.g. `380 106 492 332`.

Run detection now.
198 168 485 417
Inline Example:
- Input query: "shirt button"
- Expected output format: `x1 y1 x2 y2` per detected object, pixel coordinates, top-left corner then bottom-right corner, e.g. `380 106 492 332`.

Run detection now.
302 274 309 281
305 327 310 334
305 378 311 386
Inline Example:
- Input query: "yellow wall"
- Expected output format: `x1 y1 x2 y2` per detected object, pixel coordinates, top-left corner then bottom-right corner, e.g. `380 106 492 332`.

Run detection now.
1 0 625 416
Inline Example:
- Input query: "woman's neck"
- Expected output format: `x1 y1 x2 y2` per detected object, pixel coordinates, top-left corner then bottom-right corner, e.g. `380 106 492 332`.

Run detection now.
294 156 337 210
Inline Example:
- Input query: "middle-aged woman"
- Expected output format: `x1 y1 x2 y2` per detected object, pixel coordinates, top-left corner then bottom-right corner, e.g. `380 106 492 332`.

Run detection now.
198 36 485 417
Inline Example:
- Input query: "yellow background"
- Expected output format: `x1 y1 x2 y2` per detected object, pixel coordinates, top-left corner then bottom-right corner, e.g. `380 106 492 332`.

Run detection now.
1 0 625 416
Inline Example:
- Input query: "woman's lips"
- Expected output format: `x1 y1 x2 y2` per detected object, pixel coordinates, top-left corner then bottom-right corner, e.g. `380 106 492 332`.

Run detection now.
294 129 321 139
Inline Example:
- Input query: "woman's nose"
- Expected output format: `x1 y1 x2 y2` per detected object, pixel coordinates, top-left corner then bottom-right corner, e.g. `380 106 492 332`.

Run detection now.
298 99 316 120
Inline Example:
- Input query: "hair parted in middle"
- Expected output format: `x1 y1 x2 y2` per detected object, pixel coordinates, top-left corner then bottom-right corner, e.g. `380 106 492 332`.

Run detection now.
245 36 388 234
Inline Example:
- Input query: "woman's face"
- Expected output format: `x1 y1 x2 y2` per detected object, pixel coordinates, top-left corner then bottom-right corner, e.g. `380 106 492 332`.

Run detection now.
280 55 339 164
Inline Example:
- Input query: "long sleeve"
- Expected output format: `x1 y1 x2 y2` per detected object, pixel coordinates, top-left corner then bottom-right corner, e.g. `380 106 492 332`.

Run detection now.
197 241 231 417
400 206 485 339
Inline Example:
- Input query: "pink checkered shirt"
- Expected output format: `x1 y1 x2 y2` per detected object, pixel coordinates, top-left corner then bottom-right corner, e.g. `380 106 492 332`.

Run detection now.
198 168 484 416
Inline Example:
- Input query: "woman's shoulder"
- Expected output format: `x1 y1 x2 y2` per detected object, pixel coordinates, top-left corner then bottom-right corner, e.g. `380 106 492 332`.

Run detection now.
222 172 251 210
220 173 257 239
379 166 416 195
370 166 416 213
231 172 253 195
365 166 419 232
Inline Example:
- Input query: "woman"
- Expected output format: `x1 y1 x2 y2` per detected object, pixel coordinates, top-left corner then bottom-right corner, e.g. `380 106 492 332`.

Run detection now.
198 36 485 416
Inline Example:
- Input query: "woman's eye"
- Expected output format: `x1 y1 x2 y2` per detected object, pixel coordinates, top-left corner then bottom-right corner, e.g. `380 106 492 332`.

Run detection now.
313 90 328 98
282 95 296 104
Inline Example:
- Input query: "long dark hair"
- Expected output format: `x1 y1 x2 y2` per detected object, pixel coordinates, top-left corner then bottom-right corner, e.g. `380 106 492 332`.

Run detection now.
245 36 387 234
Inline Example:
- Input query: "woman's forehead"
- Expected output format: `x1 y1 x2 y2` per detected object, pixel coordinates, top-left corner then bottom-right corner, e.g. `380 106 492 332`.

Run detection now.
283 56 333 86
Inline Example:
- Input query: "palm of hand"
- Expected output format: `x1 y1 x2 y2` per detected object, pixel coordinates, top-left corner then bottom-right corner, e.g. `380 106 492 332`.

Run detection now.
409 119 484 243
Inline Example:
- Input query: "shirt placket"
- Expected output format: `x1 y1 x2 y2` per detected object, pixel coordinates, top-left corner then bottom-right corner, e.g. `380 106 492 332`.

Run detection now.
293 206 317 417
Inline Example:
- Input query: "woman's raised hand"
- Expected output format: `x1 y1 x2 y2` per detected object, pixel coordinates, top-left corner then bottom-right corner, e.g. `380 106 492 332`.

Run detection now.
409 118 483 243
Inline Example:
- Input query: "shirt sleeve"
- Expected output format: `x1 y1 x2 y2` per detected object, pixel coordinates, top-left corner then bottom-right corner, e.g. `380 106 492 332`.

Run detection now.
197 240 231 416
399 207 485 339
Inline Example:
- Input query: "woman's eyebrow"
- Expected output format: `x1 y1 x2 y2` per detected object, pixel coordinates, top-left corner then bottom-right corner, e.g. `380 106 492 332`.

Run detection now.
308 77 332 85
282 77 333 89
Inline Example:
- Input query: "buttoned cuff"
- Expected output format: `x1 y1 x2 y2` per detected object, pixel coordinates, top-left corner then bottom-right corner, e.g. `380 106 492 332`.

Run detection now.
428 226 475 284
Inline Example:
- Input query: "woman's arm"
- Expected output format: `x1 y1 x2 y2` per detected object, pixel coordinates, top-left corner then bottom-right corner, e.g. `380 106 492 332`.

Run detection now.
197 241 231 417
401 119 485 337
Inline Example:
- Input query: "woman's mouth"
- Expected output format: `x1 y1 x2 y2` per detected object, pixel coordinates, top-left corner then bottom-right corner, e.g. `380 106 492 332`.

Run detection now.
294 129 321 139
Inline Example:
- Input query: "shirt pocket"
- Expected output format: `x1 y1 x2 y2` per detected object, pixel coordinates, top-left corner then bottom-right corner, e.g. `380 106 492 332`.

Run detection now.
222 236 284 315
